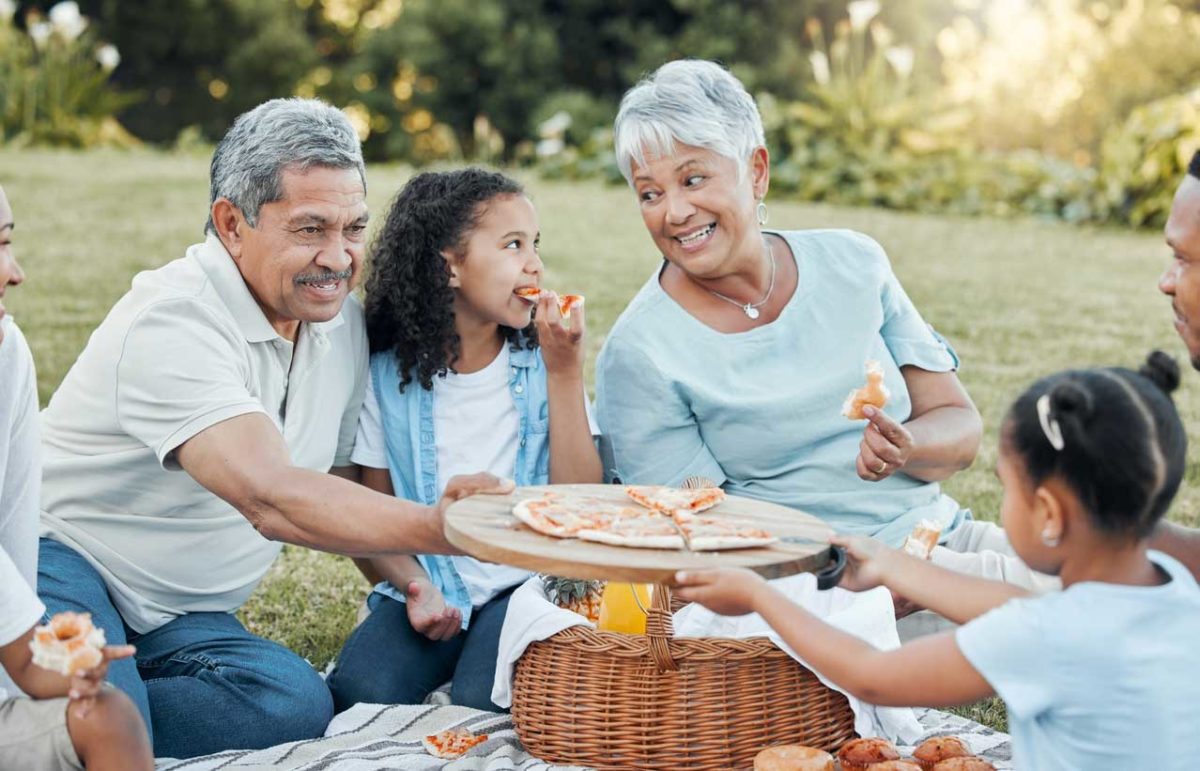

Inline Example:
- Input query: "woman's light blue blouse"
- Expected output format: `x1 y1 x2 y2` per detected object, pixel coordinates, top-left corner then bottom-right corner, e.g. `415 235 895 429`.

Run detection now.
595 229 965 546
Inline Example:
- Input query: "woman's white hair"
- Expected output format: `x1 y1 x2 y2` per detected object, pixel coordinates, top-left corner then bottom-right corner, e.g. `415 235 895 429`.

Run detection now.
614 59 765 185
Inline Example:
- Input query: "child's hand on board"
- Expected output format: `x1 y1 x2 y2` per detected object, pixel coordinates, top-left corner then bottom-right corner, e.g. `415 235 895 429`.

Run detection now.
406 579 462 641
535 291 585 376
830 534 899 592
672 568 765 616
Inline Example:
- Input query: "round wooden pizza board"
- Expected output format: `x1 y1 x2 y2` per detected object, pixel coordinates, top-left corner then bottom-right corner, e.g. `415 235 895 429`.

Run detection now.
444 484 837 583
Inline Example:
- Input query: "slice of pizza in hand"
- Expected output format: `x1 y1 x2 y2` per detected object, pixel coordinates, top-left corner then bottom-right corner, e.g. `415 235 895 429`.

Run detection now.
842 359 890 420
625 485 726 521
422 728 489 759
514 286 543 302
557 293 584 320
681 518 778 551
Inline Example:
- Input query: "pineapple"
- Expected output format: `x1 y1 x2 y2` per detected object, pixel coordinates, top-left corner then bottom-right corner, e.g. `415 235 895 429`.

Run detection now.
542 575 605 623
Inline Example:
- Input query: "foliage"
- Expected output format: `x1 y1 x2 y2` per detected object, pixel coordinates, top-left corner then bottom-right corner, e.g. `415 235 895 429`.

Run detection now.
1097 89 1200 229
939 0 1200 158
0 2 137 147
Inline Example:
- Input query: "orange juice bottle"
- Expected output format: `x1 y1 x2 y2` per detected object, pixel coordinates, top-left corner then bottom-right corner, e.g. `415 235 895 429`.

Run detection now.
598 583 653 634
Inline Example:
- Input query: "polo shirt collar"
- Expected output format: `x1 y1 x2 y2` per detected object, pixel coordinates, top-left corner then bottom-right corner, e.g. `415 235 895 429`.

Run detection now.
194 234 345 344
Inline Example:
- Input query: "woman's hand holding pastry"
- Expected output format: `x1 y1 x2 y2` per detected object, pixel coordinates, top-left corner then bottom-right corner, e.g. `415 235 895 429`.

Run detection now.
406 579 463 641
855 405 914 482
69 644 134 717
673 568 766 616
535 291 585 377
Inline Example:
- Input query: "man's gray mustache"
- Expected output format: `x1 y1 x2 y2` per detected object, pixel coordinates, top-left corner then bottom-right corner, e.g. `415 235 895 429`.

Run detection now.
295 269 353 285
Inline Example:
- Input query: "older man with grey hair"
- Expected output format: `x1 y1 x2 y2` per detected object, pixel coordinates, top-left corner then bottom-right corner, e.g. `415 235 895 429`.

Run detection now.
35 98 508 759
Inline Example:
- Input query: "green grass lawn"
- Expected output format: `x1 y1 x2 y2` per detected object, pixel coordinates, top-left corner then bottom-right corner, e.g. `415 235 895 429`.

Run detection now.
4 147 1196 735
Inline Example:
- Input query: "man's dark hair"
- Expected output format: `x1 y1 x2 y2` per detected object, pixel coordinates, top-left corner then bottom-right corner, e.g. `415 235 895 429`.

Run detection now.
1189 150 1200 180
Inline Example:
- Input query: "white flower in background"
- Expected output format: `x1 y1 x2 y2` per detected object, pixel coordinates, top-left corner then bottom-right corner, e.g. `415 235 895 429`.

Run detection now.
49 1 88 41
884 46 915 78
847 0 881 32
29 21 53 49
537 111 572 139
809 50 831 85
536 137 565 158
0 0 17 23
96 44 121 72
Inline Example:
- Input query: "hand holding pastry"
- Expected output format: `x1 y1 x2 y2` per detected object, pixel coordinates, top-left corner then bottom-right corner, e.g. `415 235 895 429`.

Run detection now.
406 578 462 641
68 644 135 718
535 290 586 377
673 567 765 616
855 404 914 482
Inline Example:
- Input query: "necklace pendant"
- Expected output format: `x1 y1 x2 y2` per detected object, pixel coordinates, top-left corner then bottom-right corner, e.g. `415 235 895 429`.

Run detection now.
744 305 760 320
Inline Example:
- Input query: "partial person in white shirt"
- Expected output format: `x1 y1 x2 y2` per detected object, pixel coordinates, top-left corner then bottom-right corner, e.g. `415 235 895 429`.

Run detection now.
0 183 152 771
34 101 512 760
677 351 1200 771
326 169 601 713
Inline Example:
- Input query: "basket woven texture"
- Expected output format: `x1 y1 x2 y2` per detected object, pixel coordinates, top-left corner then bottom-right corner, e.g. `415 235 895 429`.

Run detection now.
511 584 857 770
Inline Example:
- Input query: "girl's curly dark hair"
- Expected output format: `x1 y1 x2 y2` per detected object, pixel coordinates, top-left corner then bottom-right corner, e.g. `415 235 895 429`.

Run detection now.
364 168 538 391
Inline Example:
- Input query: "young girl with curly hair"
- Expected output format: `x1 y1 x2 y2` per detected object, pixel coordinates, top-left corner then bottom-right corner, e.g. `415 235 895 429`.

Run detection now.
676 352 1200 769
328 168 601 712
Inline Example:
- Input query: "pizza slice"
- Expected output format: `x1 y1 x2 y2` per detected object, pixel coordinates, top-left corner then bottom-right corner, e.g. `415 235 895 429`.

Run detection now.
576 513 686 550
681 518 777 551
512 287 585 321
422 728 489 759
512 494 645 538
902 518 941 560
625 485 726 520
842 359 890 420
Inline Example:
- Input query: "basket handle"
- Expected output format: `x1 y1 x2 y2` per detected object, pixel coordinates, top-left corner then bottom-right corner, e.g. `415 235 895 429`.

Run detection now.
646 583 678 672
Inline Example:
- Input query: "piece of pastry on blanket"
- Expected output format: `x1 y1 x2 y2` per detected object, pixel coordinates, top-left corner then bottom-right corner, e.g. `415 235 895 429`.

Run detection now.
422 728 488 759
838 737 901 769
28 611 106 676
753 743 834 770
842 359 890 420
912 736 973 769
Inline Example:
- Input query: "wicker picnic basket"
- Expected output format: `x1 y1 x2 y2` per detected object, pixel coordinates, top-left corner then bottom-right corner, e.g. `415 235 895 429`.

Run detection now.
511 583 857 770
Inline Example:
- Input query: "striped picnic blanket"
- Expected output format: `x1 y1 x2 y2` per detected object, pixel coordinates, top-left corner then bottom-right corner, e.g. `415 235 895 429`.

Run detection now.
156 703 1014 770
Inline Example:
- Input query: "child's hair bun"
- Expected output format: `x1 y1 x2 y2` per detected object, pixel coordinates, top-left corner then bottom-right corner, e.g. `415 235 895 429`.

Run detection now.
1048 379 1094 423
1138 350 1180 395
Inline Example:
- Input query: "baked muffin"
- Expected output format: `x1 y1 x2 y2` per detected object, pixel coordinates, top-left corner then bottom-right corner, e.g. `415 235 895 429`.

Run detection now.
753 744 834 771
837 738 901 769
912 737 972 770
865 762 923 770
930 758 996 771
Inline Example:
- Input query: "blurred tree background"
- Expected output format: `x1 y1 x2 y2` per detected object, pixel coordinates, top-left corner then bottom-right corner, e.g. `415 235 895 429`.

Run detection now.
3 0 1200 228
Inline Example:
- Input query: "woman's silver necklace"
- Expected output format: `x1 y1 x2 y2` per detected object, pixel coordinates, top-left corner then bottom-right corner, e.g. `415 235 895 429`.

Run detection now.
706 238 776 320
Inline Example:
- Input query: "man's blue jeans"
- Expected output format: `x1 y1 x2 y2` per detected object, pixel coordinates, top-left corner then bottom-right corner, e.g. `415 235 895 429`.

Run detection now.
37 538 334 759
326 587 514 713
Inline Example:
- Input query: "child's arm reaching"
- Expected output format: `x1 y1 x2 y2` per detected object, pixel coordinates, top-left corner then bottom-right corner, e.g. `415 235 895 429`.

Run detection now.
536 291 602 484
0 626 135 715
674 568 994 708
354 466 463 640
833 534 1031 624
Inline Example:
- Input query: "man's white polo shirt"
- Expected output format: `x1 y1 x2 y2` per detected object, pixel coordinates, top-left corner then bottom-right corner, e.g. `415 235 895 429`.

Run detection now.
40 234 367 633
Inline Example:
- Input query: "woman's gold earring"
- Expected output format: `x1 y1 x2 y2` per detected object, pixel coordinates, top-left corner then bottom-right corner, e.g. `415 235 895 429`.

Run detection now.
756 201 768 227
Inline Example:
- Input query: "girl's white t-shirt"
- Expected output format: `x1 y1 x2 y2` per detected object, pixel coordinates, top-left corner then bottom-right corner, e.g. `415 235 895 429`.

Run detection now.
0 546 44 700
353 346 529 607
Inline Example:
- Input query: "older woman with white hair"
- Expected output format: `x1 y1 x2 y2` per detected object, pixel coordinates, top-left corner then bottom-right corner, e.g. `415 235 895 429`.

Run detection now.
596 60 1045 594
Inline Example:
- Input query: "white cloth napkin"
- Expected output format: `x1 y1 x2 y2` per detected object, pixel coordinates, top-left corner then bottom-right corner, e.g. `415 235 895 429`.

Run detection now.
494 574 922 745
673 572 923 743
491 576 594 708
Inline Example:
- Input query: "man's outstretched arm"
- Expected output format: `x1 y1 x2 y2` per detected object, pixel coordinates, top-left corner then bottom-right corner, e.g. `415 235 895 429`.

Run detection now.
176 412 511 557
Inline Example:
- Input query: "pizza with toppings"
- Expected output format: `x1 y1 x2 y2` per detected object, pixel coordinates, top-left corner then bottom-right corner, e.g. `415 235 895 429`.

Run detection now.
513 287 585 320
575 512 777 551
512 493 644 537
422 728 488 759
625 485 727 519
